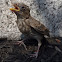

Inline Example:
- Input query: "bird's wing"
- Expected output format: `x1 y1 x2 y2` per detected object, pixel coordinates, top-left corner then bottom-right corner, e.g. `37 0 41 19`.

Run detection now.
25 17 50 36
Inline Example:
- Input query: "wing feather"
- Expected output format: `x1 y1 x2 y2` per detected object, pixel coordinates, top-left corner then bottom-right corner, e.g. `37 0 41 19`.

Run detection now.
25 17 50 36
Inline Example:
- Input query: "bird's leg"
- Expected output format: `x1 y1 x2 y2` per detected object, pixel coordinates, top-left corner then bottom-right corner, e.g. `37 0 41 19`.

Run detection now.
35 40 42 58
16 40 27 50
30 40 42 58
15 38 28 50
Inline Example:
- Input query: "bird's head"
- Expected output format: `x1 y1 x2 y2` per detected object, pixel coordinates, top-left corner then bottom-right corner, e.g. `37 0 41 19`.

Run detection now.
10 3 30 19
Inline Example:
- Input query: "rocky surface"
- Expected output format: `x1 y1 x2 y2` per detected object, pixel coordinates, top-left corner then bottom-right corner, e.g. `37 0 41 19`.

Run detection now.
0 38 62 62
0 0 62 40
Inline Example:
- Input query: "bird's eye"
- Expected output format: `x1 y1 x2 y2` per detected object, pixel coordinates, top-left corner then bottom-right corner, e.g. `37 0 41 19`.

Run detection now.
15 4 17 5
22 6 24 8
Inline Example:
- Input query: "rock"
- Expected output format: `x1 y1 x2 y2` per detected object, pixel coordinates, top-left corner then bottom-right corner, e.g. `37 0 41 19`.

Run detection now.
0 0 62 40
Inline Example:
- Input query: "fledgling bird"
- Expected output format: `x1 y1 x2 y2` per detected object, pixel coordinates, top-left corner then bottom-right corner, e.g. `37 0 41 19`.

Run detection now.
10 3 50 58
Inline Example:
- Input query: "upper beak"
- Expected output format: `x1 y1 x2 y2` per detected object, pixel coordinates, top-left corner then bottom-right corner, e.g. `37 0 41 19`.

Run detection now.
10 4 20 12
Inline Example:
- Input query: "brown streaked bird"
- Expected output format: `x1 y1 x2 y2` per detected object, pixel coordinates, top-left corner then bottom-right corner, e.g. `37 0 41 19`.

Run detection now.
10 3 50 58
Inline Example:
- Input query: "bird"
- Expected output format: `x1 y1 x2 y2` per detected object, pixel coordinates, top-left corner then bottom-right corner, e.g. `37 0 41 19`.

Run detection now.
10 3 50 58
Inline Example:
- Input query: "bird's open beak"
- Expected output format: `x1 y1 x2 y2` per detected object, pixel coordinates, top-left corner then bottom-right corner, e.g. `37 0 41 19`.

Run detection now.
10 4 20 12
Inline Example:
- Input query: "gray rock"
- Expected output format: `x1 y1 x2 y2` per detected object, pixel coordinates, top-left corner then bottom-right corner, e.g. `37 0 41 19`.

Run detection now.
0 0 62 40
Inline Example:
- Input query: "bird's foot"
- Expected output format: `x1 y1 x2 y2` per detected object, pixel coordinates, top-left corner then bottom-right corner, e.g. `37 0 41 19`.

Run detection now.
15 41 22 45
55 39 61 43
15 41 27 50
29 51 38 58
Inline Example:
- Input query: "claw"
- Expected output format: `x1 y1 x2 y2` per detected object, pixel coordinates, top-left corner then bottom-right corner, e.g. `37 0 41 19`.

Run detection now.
55 46 62 52
29 51 38 58
16 41 27 50
55 39 61 43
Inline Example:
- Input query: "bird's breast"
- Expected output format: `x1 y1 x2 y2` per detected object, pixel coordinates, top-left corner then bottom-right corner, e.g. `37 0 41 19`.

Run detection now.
16 19 31 34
